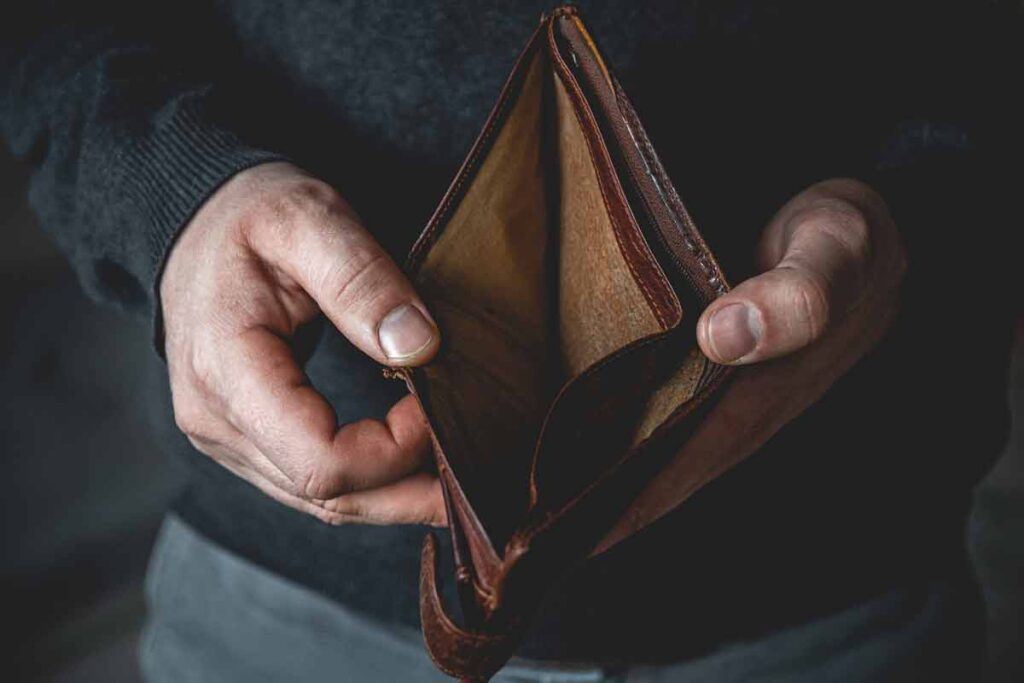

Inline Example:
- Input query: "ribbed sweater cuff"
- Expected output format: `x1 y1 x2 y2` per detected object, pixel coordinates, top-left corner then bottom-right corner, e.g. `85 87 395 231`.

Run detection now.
118 105 288 355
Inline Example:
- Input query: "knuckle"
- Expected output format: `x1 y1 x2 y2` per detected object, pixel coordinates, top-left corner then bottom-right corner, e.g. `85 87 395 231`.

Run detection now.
186 434 216 455
244 178 346 242
171 396 204 436
299 462 348 500
285 177 343 208
785 269 831 344
325 496 363 519
277 179 348 225
798 199 871 262
187 343 219 394
311 507 346 525
249 197 301 245
175 408 220 447
325 249 390 313
173 408 194 435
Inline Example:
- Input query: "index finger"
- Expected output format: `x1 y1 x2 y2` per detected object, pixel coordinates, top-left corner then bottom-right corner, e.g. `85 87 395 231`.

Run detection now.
219 326 433 500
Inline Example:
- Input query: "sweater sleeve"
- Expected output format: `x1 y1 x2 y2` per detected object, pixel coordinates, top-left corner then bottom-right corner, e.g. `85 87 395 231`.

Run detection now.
0 0 286 324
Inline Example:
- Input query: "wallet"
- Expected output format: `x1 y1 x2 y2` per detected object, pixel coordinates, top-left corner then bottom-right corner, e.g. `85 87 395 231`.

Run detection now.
392 6 734 680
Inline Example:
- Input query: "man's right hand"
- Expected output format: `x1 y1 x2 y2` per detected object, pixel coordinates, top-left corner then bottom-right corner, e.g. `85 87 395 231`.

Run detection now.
160 162 446 526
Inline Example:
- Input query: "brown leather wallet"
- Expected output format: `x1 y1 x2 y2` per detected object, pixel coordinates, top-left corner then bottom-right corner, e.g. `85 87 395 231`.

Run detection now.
393 6 734 681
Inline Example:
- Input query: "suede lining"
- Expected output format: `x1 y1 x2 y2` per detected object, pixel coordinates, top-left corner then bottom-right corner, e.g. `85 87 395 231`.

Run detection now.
413 48 707 530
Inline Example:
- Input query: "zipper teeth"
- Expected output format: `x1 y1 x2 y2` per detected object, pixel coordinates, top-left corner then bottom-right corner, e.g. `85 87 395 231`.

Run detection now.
557 25 724 304
619 116 701 288
618 112 726 302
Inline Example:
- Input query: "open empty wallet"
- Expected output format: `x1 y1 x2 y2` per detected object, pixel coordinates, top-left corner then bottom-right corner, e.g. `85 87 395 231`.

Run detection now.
392 6 737 681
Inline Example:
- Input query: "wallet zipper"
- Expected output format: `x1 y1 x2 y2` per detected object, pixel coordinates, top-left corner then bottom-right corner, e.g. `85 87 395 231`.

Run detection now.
552 19 731 396
552 25 727 312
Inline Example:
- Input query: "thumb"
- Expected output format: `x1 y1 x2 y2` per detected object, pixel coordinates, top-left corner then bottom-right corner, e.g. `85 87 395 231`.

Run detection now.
697 182 876 365
696 266 830 365
254 177 440 366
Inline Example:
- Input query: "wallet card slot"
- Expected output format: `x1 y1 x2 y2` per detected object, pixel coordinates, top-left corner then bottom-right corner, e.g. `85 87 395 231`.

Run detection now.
421 360 537 548
547 12 731 456
419 292 556 546
550 68 676 377
407 44 556 550
526 327 684 514
630 346 707 444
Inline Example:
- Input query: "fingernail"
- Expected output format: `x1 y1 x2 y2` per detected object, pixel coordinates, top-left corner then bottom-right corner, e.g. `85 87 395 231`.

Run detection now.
378 304 436 362
707 303 761 362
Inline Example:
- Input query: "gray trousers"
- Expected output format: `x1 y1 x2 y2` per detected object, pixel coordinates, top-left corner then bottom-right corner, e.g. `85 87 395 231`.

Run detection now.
140 515 980 682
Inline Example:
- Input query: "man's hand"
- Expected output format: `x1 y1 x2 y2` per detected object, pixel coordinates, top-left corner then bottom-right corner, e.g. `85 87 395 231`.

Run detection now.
697 178 906 366
160 162 446 526
600 178 907 551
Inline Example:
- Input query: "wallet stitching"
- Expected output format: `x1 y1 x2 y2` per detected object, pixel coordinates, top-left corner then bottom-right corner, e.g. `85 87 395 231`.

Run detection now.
557 62 669 327
409 379 504 582
408 32 545 273
613 92 723 296
617 88 730 294
422 613 504 680
426 617 504 652
410 105 502 270
422 538 506 647
548 20 684 315
548 20 679 329
432 406 504 573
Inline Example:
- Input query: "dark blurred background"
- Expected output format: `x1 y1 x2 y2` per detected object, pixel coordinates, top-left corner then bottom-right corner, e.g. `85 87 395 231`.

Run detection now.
1 146 186 682
1 142 1021 681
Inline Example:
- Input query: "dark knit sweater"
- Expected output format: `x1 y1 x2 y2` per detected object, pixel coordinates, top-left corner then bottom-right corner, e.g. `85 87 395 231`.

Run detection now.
2 0 1021 665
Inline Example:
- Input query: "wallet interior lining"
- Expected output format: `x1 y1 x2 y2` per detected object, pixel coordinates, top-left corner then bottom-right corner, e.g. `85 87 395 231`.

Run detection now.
416 50 555 534
413 46 707 542
552 68 663 376
631 348 708 444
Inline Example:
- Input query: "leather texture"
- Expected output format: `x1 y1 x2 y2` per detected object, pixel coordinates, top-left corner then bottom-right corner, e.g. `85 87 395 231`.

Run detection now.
393 7 736 680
